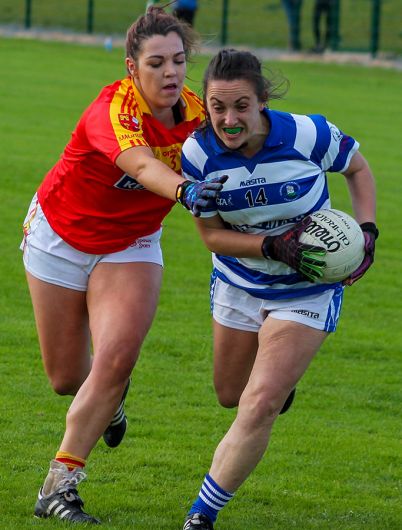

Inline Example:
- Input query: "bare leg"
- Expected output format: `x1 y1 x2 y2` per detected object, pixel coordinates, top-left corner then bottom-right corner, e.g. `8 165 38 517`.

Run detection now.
213 321 258 408
25 272 91 395
59 262 162 459
209 317 327 492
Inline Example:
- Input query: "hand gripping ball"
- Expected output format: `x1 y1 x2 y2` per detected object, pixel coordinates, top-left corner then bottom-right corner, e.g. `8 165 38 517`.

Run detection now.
299 209 365 283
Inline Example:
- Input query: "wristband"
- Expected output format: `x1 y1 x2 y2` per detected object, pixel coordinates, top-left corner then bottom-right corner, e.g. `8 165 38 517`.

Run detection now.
176 180 192 208
360 222 379 240
261 236 275 259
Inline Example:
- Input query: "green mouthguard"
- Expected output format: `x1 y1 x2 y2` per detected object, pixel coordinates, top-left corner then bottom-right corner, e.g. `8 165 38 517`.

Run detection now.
225 127 242 134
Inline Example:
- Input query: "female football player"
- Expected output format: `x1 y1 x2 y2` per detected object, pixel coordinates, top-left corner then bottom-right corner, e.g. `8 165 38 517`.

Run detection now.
21 7 225 524
180 48 378 529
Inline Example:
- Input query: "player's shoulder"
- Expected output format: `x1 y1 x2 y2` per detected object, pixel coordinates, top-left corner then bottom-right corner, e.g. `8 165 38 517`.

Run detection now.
306 113 331 129
182 85 203 105
285 110 328 129
268 109 328 136
184 124 220 158
305 114 347 145
181 85 205 119
94 78 128 103
181 125 219 179
288 112 335 143
182 126 207 159
85 78 131 119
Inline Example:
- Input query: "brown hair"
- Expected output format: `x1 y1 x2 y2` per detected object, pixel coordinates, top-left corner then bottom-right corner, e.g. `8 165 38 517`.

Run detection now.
126 6 199 62
202 48 288 107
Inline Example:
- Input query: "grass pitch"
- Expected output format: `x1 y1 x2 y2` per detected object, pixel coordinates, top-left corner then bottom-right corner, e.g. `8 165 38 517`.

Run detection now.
2 0 402 54
0 38 401 529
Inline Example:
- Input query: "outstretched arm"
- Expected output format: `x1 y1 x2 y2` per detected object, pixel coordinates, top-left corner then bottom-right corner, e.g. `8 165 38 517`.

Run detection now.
116 146 184 200
116 146 226 216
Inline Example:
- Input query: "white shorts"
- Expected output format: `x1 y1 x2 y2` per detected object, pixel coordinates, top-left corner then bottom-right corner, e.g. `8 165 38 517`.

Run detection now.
20 195 163 292
211 276 344 333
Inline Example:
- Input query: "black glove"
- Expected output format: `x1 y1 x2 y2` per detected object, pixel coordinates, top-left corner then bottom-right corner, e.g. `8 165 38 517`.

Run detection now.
344 222 379 286
176 176 228 217
262 216 327 282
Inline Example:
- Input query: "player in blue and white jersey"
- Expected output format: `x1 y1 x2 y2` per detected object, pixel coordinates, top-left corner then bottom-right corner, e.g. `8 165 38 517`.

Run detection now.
181 49 378 530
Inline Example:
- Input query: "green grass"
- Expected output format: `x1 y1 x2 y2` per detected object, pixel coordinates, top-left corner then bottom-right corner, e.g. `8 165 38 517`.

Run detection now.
0 38 401 529
1 0 402 55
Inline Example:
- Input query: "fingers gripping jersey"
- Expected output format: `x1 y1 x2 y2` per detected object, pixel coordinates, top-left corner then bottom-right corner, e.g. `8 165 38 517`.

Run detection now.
37 78 204 254
181 109 359 299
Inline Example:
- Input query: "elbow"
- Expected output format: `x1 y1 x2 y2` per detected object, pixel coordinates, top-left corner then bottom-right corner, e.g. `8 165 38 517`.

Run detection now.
202 236 221 254
204 241 216 253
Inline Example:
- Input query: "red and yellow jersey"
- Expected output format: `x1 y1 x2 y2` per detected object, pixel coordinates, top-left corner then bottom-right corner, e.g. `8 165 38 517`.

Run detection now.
37 77 204 254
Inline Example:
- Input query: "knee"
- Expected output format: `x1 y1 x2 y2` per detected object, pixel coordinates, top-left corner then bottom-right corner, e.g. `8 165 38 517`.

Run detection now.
95 341 139 382
239 390 283 429
215 385 240 409
217 394 239 409
214 378 243 408
49 374 83 396
107 354 135 382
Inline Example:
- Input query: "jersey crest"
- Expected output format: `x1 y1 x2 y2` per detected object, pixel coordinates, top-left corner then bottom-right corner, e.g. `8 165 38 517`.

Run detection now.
118 113 140 132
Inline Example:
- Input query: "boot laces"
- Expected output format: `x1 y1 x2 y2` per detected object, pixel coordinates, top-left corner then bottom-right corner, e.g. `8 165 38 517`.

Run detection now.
57 467 87 491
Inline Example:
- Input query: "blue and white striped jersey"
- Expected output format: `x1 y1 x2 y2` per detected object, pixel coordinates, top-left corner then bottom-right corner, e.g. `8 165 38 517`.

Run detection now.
181 109 359 300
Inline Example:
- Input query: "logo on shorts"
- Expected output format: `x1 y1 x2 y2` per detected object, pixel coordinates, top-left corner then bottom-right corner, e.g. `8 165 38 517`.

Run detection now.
130 238 151 249
118 113 140 132
291 309 319 319
280 182 300 202
22 203 39 236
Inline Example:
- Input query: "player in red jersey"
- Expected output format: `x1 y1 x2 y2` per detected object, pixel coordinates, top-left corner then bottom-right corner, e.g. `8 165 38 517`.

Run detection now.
21 7 226 524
